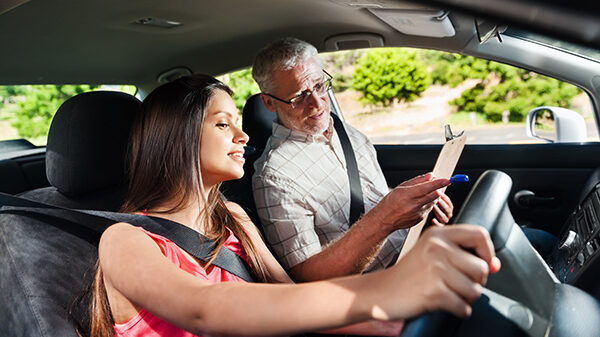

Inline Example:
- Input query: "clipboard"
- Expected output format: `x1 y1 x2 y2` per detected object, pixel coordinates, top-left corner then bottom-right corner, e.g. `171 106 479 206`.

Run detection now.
396 131 466 262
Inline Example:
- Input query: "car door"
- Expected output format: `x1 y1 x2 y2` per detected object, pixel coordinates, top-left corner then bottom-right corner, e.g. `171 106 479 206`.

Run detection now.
376 143 600 236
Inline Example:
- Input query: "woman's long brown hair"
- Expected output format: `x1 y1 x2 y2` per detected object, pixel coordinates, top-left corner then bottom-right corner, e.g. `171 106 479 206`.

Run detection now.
85 75 270 337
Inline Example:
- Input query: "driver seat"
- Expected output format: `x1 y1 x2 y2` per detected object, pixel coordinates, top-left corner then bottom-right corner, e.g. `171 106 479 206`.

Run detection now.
0 91 141 336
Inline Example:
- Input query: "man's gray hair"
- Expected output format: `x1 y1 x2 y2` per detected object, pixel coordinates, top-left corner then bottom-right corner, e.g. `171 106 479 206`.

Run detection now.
252 37 323 93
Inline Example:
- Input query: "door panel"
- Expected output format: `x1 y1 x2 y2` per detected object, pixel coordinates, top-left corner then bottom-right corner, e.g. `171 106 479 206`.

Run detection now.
376 143 600 236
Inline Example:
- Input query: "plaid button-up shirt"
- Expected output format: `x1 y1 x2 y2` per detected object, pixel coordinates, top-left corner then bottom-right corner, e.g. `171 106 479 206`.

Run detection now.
252 118 407 271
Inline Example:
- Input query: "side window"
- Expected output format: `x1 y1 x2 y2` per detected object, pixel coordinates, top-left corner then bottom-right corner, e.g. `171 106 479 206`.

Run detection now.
218 68 260 124
0 84 137 146
321 48 598 144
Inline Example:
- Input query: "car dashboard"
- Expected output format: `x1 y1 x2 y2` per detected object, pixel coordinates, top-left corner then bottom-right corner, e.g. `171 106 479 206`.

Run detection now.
551 168 600 299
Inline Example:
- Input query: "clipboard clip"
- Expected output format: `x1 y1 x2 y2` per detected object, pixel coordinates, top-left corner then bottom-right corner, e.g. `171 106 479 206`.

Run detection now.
444 124 464 141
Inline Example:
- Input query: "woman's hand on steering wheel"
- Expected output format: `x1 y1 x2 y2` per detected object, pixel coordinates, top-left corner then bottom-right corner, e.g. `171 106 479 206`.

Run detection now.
369 225 501 322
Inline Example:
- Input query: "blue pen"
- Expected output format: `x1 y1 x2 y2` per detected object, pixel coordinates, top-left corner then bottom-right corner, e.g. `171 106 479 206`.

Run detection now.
450 174 469 183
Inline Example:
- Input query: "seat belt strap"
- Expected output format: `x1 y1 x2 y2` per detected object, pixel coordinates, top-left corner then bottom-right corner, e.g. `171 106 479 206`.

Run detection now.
331 112 365 226
0 192 255 282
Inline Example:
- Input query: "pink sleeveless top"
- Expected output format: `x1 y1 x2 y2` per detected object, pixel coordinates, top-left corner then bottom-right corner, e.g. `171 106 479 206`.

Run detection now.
113 227 249 337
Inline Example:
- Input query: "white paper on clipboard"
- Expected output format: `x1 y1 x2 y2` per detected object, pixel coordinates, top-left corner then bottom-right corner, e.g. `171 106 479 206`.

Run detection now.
396 133 466 262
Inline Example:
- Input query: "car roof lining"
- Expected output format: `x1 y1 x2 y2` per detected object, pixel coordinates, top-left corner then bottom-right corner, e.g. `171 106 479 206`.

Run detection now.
0 0 476 88
2 0 598 103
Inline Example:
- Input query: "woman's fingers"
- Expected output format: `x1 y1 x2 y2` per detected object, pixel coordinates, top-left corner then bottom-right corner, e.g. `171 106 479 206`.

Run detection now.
433 278 474 318
419 225 499 314
447 246 491 285
443 288 474 318
440 225 497 269
379 225 499 321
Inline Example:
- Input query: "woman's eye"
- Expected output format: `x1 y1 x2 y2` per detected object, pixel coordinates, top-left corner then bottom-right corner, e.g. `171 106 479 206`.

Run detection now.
216 123 229 129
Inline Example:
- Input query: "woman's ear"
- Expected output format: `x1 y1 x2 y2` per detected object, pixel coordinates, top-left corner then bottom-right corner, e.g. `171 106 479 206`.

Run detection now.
260 93 277 112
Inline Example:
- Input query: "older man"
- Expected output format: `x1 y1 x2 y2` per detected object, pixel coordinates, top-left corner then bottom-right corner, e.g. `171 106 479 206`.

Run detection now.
251 37 453 282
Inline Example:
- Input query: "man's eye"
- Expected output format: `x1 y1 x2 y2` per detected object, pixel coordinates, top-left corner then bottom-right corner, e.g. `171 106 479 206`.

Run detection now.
296 90 311 100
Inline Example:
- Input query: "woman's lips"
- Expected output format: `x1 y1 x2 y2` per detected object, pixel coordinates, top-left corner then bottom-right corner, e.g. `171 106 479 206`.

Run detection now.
228 151 245 163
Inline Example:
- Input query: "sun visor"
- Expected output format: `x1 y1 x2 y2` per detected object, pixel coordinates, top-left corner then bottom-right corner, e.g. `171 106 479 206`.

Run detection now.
369 8 455 38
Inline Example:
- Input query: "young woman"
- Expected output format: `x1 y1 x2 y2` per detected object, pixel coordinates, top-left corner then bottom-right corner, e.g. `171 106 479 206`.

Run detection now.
87 74 500 336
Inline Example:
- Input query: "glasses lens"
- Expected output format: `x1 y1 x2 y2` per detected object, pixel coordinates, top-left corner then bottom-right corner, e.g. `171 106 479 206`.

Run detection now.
314 80 327 95
290 76 332 108
290 95 306 109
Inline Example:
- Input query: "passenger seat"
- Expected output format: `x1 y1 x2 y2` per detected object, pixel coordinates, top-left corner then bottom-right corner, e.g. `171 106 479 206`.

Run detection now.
221 94 275 229
0 91 141 337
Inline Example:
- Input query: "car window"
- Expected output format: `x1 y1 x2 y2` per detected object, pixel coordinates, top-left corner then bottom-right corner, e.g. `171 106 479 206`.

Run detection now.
0 84 137 146
218 68 260 126
322 48 598 145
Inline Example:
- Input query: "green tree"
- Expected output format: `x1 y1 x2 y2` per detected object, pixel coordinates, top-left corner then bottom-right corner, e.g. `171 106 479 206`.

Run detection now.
10 85 97 139
321 50 365 93
451 72 580 122
422 49 581 123
422 51 519 87
352 49 430 107
220 68 260 112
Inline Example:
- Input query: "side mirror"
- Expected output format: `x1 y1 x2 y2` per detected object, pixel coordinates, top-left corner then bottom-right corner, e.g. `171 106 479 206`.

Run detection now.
526 106 587 143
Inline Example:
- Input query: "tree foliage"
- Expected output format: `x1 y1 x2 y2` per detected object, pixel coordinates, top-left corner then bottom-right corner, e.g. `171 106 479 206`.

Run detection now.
450 68 580 122
5 85 98 140
321 50 364 93
352 49 430 107
420 49 581 122
220 68 260 112
425 52 492 87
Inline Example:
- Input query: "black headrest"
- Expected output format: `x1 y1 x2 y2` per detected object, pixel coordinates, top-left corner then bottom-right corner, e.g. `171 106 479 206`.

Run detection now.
242 94 276 152
45 91 141 197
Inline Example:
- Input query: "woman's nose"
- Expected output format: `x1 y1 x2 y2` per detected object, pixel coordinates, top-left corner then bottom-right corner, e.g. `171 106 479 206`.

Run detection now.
235 127 249 144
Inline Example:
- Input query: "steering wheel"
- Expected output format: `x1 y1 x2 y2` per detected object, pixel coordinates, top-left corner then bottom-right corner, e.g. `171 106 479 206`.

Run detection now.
397 169 600 337
399 170 529 337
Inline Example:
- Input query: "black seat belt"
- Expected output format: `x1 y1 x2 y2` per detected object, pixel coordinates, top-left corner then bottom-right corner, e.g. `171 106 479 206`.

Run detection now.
331 112 364 226
0 192 255 282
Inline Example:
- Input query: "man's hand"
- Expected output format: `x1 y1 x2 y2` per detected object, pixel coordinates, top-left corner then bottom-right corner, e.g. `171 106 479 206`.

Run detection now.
432 192 454 226
401 173 454 226
364 173 451 233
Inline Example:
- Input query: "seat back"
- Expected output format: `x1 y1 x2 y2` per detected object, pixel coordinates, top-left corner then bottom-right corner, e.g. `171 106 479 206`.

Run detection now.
0 91 141 337
242 94 276 154
221 94 275 228
221 91 342 228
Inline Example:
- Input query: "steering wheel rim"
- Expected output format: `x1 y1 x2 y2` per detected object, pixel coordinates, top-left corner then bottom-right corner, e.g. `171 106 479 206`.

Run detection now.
399 170 523 337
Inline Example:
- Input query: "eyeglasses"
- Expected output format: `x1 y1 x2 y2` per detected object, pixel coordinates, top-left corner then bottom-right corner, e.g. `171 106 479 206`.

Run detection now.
264 70 333 109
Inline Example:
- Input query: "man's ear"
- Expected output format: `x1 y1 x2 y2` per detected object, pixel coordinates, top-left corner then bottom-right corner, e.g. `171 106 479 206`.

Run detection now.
260 93 277 112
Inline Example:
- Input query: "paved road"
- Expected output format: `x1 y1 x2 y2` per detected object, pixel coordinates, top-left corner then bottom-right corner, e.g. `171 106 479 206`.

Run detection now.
371 125 531 144
370 123 599 145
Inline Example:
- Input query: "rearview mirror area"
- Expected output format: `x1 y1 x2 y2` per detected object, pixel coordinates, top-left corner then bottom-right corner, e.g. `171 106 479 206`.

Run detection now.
475 18 507 44
526 106 587 143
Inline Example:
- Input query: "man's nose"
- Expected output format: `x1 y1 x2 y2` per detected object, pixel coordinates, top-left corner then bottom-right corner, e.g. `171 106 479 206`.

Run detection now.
306 91 326 109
